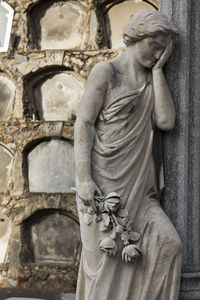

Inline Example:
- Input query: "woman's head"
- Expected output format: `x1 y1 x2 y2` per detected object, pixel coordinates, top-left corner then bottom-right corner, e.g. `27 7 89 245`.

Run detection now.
123 9 179 47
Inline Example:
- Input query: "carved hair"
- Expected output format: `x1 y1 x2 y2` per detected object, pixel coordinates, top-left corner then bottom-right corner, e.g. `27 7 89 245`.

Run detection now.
123 9 179 47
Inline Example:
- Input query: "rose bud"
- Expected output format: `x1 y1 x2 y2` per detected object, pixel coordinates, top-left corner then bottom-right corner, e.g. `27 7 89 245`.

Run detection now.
122 245 142 263
99 237 117 256
105 192 121 212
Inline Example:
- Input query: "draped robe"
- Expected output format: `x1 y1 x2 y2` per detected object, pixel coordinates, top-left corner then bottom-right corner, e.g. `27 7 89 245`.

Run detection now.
76 79 182 300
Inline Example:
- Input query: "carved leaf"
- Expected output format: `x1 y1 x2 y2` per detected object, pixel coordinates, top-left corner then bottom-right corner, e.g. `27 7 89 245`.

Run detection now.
126 220 133 231
102 213 110 227
129 231 141 242
100 221 109 232
116 224 123 234
83 213 93 225
121 231 129 241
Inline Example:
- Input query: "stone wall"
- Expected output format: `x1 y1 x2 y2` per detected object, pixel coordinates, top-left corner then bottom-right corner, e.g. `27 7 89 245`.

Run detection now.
0 0 157 294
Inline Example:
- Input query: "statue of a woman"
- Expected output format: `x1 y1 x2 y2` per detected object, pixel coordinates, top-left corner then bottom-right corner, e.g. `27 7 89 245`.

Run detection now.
74 9 182 300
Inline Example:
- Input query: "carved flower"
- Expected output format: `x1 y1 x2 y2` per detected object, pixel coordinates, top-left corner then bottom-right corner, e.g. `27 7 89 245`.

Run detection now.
99 237 117 256
105 192 121 213
122 245 142 263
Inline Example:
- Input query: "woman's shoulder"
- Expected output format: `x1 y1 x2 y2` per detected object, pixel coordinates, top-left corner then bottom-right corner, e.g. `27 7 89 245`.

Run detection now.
88 61 115 82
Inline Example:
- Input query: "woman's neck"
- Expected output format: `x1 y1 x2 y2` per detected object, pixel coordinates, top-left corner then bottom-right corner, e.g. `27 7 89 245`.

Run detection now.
115 48 149 85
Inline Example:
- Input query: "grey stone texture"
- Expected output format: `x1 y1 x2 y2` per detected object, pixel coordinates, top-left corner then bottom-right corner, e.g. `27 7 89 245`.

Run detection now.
159 0 200 299
31 212 80 263
106 0 156 49
30 1 87 50
33 72 85 121
75 9 181 300
61 294 75 300
28 139 75 193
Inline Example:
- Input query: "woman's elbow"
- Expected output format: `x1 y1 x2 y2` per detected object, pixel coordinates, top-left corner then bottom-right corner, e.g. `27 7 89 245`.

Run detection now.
156 117 175 131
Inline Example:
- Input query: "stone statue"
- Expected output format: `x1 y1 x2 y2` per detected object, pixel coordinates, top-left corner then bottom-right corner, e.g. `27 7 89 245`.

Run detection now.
74 9 182 300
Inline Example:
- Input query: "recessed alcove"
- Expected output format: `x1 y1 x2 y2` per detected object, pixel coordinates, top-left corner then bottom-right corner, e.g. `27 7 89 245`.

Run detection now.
29 0 87 50
104 0 158 49
27 138 75 193
0 144 13 193
0 73 16 121
24 68 85 121
20 209 81 264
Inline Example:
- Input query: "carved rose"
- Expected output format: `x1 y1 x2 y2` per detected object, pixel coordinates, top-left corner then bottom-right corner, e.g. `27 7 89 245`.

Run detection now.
122 245 142 263
105 192 121 212
99 238 117 256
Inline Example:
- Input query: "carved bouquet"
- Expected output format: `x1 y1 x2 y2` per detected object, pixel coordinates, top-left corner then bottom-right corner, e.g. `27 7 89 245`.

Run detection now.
79 192 142 263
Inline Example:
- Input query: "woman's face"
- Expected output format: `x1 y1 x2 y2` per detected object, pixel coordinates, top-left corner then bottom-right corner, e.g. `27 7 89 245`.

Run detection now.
132 34 172 68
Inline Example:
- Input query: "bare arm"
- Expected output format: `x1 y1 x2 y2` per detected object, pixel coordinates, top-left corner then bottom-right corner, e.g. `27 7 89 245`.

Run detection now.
152 41 175 131
74 62 110 208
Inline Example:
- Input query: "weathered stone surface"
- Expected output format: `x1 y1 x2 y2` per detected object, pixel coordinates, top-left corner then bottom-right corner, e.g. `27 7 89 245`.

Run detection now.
0 214 11 263
0 145 13 192
75 9 181 300
28 139 75 193
0 74 16 121
106 0 156 49
30 1 87 50
33 72 85 121
31 212 80 263
159 0 200 299
61 294 75 300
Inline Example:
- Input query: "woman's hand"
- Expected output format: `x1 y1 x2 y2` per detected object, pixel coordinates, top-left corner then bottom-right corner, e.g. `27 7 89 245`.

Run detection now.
77 179 102 212
153 40 173 71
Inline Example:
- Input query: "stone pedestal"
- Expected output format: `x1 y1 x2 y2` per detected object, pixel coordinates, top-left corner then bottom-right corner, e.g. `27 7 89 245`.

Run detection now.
159 1 200 299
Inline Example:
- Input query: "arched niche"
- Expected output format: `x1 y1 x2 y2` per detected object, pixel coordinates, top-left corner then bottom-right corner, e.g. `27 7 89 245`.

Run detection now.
0 73 16 121
21 210 81 264
29 0 87 50
0 144 13 193
105 0 158 49
0 213 11 263
27 139 75 193
32 71 85 121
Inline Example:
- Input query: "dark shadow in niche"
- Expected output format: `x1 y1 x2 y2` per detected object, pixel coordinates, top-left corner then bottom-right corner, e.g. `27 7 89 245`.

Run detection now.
28 0 57 50
22 136 74 194
23 65 71 120
20 209 81 265
100 0 158 49
27 0 87 50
